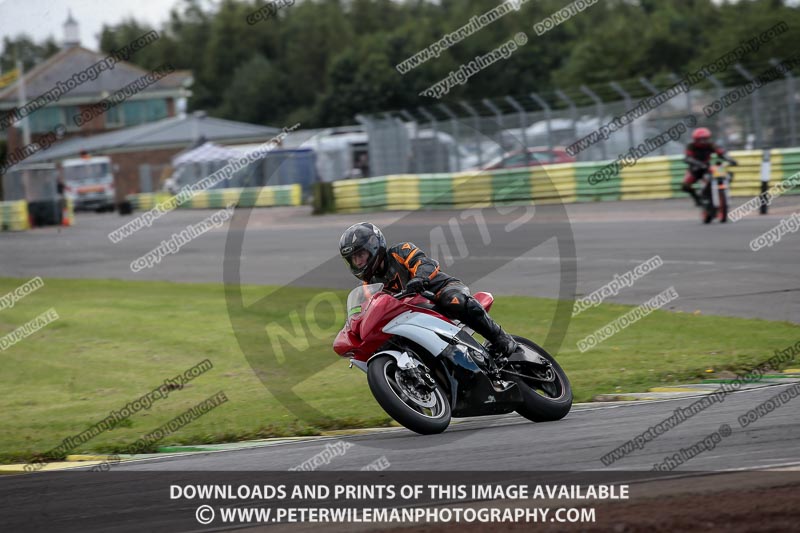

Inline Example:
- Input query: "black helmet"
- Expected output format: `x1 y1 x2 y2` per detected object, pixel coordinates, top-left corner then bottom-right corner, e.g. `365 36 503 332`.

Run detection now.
339 222 387 282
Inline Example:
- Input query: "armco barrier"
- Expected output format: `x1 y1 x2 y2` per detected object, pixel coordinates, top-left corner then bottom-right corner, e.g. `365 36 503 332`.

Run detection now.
127 184 302 211
328 149 800 213
0 200 30 231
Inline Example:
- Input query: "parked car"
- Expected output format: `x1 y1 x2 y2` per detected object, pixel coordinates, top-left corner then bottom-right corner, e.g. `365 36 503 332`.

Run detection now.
480 147 576 170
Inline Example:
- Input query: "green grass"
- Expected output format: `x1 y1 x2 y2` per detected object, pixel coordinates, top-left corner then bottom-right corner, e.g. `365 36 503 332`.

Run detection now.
0 277 797 464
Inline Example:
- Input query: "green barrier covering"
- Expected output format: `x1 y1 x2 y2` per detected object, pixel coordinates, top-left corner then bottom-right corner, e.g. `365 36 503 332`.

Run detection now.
575 161 618 202
327 148 800 213
774 147 800 194
418 174 455 209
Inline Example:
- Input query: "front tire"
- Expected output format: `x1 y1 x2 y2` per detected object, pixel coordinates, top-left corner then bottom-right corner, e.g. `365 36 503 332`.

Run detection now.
508 336 572 422
719 192 728 223
367 354 451 435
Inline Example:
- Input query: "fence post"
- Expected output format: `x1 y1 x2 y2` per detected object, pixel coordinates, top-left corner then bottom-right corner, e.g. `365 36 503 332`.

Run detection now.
668 72 692 116
529 92 553 153
706 74 727 147
459 101 483 168
505 96 529 164
437 104 462 171
398 109 419 174
580 85 606 160
734 64 763 149
609 81 635 154
482 98 506 160
418 107 441 172
555 89 578 153
638 77 667 156
769 58 797 147
760 149 771 215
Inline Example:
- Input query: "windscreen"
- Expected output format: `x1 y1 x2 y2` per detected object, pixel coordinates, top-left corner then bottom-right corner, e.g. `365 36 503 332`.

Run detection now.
63 162 111 184
345 283 383 325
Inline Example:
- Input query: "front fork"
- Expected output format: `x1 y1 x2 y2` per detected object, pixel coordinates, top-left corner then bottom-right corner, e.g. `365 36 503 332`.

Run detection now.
350 350 436 391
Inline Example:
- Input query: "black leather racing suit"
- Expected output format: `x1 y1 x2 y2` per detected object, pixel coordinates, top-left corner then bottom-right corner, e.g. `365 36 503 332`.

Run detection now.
370 242 516 356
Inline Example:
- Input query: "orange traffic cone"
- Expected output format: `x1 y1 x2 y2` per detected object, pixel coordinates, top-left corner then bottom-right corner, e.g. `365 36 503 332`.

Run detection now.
61 198 73 226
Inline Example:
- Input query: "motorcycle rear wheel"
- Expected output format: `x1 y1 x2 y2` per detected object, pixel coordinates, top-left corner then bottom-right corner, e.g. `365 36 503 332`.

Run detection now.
508 336 573 422
367 354 451 435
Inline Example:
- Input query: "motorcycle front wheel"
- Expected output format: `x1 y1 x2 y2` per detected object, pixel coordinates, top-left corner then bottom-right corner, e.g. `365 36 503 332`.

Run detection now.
367 354 451 435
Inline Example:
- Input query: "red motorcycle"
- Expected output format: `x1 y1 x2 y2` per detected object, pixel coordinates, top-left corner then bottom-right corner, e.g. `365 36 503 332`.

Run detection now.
333 283 572 434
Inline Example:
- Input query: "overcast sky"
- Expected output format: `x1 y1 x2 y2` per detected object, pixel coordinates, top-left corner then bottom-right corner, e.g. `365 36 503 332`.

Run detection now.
0 0 187 56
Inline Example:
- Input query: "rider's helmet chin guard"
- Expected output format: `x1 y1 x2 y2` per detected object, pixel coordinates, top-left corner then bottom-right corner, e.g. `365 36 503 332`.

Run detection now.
339 222 387 282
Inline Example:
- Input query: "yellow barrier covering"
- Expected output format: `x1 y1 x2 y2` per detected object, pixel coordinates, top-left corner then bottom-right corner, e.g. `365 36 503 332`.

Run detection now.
191 191 210 209
332 180 361 212
452 172 493 207
531 163 577 203
289 184 302 205
222 188 242 206
255 187 275 206
727 150 764 197
0 200 30 231
385 175 420 210
620 156 673 200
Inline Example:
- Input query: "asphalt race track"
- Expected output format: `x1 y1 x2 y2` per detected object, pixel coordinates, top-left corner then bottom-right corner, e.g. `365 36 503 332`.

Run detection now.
84 383 800 472
1 198 798 322
2 384 799 532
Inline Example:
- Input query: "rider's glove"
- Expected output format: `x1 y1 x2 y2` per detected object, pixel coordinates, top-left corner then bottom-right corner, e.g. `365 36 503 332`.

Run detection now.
406 277 426 294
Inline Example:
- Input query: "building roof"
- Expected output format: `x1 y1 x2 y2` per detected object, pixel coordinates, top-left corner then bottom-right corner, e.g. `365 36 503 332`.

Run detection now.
18 112 281 164
172 141 241 166
0 45 192 107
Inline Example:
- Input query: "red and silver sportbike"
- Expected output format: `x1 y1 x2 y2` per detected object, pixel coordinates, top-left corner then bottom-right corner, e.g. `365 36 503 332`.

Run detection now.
333 284 572 434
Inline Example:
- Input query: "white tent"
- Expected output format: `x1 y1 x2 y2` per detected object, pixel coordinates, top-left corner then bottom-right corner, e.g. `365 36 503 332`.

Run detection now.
168 142 252 190
172 142 239 166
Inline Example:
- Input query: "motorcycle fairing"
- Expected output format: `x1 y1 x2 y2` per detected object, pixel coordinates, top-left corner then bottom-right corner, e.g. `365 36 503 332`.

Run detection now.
383 311 522 417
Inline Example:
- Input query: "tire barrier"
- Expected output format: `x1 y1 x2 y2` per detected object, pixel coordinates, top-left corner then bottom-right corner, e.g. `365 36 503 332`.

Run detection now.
329 149 800 213
126 184 302 211
0 200 30 231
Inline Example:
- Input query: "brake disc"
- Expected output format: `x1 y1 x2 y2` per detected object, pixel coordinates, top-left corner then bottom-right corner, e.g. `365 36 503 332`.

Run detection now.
395 370 437 408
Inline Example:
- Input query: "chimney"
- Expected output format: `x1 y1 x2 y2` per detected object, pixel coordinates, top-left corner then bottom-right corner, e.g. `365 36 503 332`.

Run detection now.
63 10 80 48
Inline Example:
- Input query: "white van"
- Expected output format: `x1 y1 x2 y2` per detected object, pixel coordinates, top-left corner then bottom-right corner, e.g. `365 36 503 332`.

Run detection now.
62 156 115 211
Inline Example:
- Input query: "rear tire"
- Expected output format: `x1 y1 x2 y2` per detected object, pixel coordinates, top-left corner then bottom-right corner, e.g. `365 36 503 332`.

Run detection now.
367 354 451 435
719 193 728 223
508 336 572 422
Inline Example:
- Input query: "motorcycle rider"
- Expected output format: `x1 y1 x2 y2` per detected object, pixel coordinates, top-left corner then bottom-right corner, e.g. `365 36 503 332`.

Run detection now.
339 222 519 365
682 127 737 206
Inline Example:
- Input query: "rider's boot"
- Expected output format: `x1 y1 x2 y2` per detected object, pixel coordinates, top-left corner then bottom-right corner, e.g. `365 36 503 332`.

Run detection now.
682 183 703 207
464 298 519 369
